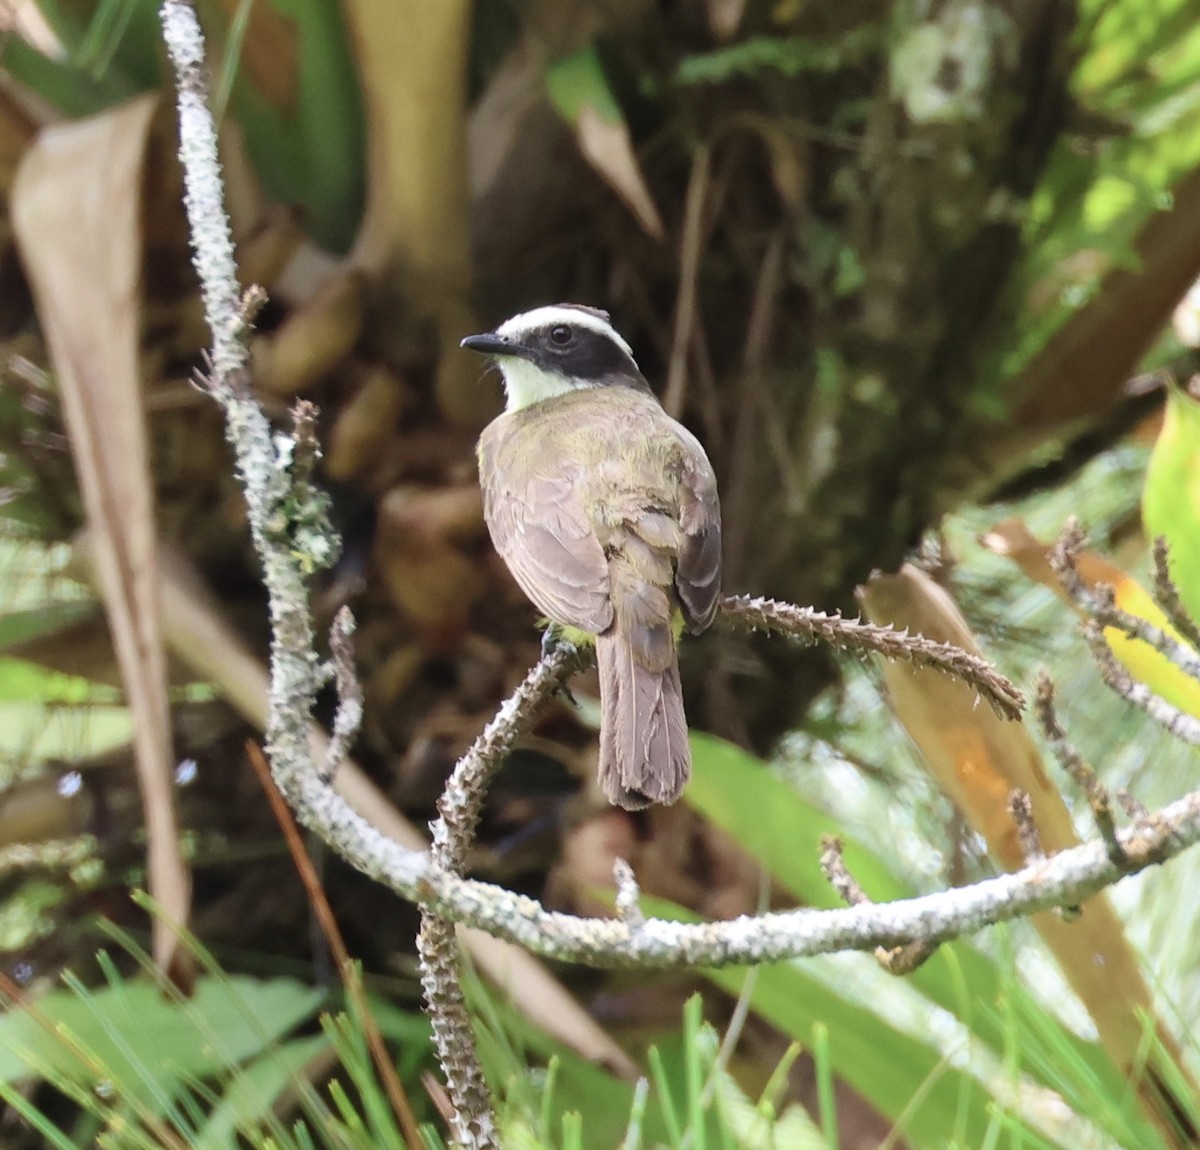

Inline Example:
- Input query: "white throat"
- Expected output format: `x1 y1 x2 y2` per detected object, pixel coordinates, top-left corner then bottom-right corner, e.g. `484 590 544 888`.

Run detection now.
498 359 589 412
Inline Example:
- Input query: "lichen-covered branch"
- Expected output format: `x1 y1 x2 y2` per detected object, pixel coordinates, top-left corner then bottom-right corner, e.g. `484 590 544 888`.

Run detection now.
431 645 577 873
1082 620 1200 745
161 4 491 1144
1052 521 1200 685
260 774 1200 968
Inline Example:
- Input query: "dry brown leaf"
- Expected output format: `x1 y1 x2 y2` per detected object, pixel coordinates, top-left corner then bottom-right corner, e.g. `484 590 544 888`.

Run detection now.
252 269 366 397
576 106 665 240
705 0 747 41
325 364 410 481
374 484 486 646
209 0 299 111
860 564 1196 1140
980 515 1146 607
150 544 636 1078
0 88 34 192
346 0 487 429
977 517 1063 596
13 95 189 986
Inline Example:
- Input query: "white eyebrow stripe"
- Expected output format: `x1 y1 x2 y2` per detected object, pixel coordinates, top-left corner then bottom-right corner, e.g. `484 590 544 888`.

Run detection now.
495 305 635 360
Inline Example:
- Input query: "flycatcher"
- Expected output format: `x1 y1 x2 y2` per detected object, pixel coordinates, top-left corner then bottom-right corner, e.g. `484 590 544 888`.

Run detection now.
462 305 722 808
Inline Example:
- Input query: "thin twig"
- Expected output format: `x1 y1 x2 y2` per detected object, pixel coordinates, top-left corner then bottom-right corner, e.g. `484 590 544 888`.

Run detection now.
1082 621 1200 746
320 607 364 783
719 595 1024 719
1051 521 1200 686
819 835 937 974
1055 549 1200 686
431 643 577 873
1118 789 1150 822
246 741 425 1149
1007 791 1044 864
1152 538 1200 654
414 925 495 1149
819 835 868 907
1034 674 1125 866
613 859 646 933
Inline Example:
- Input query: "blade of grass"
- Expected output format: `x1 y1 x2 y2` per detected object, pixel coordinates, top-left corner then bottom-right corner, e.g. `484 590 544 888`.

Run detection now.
649 1043 684 1150
538 1055 560 1141
212 0 256 123
561 1109 583 1150
620 1078 650 1150
684 995 706 1150
0 1077 79 1150
812 1023 837 1150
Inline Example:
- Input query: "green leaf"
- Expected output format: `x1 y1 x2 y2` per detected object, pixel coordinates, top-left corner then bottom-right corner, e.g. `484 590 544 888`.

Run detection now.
0 600 99 651
545 46 621 126
220 0 366 253
1143 382 1200 626
674 28 880 86
193 1033 330 1150
0 973 324 1115
0 657 119 703
687 734 1126 1098
0 36 130 117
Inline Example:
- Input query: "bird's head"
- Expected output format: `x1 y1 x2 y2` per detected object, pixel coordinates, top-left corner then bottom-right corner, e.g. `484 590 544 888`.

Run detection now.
461 304 648 412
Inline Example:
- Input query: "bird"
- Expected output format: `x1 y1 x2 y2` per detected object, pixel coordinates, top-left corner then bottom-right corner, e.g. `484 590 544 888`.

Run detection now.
462 304 722 809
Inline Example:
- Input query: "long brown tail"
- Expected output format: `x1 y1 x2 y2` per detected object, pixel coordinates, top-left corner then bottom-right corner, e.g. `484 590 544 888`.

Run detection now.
595 628 691 809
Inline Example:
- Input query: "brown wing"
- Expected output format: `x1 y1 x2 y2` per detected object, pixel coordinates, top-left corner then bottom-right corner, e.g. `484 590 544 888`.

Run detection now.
673 426 722 632
479 430 613 635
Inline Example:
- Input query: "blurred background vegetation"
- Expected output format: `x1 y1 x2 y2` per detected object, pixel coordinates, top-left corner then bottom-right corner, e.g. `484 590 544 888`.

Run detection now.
3 0 1200 1145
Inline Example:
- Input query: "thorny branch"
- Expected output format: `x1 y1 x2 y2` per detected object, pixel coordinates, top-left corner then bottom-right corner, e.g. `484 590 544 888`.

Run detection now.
1051 522 1200 746
1007 791 1044 865
1153 537 1200 654
1052 521 1200 685
163 3 1200 1142
417 644 575 1149
1035 674 1125 866
720 595 1025 719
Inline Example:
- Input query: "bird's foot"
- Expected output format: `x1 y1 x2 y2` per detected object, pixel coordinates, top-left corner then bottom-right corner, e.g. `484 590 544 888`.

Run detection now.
540 623 580 662
540 624 582 705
